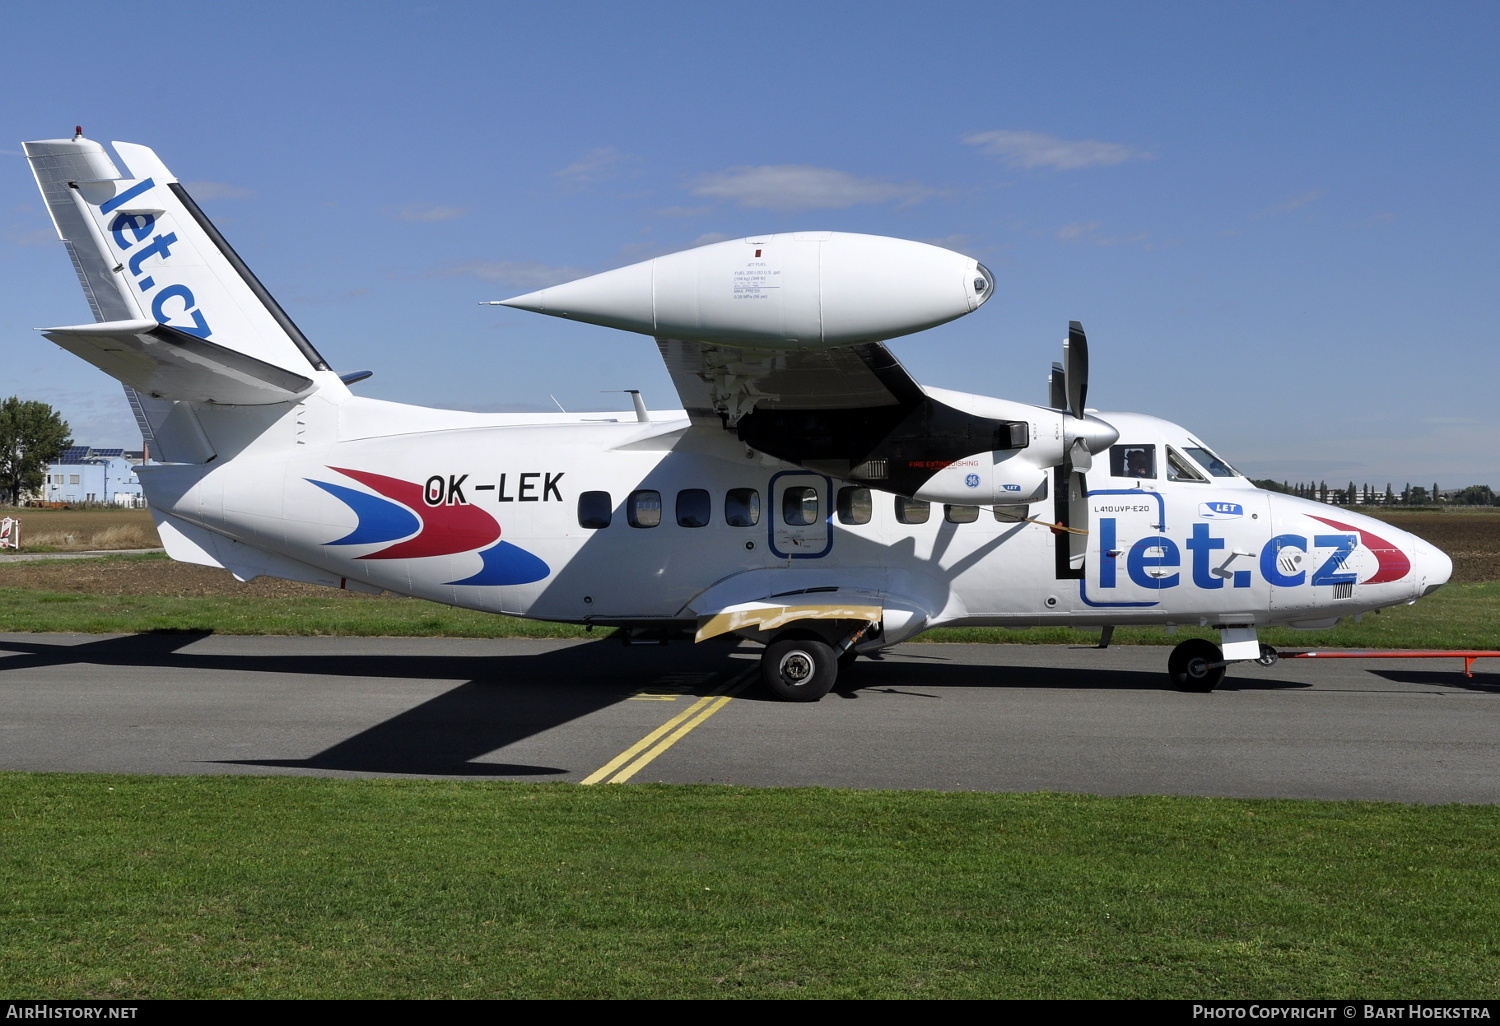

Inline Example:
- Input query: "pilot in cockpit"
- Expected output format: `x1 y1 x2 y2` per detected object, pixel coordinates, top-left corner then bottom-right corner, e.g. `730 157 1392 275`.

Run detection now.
1112 444 1156 479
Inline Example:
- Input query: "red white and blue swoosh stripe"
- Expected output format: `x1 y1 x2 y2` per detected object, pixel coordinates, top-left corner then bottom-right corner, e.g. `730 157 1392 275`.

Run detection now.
1308 515 1411 585
307 468 550 585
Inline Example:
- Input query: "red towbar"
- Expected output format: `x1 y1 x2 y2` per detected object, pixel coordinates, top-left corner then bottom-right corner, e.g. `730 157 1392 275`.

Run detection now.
1283 650 1500 678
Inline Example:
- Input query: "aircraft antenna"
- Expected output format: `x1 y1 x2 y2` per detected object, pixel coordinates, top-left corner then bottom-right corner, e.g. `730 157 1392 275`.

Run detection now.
549 394 567 413
604 389 650 423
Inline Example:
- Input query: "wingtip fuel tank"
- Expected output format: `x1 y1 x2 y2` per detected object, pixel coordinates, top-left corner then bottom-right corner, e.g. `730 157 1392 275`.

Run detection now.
498 232 993 350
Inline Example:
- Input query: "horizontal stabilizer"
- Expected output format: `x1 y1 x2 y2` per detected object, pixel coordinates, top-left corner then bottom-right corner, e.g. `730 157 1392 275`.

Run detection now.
42 318 313 405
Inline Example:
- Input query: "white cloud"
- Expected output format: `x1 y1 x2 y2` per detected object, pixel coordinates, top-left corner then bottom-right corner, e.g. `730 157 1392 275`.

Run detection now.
555 147 628 185
651 205 716 219
1057 221 1102 241
385 204 469 222
1251 190 1324 220
920 234 976 252
613 232 736 263
438 260 590 289
182 181 256 200
5 225 54 247
1056 221 1148 246
1094 231 1149 246
276 287 369 306
963 130 1152 170
689 165 937 212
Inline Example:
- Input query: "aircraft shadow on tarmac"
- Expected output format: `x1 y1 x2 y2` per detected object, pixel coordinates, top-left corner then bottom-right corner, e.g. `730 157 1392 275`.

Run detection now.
821 653 1314 700
0 633 1310 778
0 632 744 778
1368 669 1500 692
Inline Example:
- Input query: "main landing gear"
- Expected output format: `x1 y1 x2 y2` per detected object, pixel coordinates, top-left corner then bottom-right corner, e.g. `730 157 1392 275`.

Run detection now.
759 622 876 702
761 633 838 702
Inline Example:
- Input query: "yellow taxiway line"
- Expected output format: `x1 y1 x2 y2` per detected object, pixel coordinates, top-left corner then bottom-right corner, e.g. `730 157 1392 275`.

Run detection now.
580 668 754 785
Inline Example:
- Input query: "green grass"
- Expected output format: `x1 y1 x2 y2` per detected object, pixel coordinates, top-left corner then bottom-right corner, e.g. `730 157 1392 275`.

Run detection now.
0 774 1496 999
0 589 598 639
2 564 1496 648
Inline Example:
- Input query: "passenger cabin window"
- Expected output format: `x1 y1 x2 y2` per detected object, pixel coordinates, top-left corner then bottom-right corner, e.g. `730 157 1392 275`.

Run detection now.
945 504 979 524
627 489 662 527
1111 444 1156 479
895 496 930 524
577 490 612 529
837 486 872 525
1165 447 1208 483
783 486 819 526
725 488 760 527
676 489 711 528
1184 445 1238 478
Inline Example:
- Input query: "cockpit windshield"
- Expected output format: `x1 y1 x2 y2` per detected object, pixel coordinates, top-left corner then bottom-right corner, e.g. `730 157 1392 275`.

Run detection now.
1165 447 1208 483
1183 443 1239 478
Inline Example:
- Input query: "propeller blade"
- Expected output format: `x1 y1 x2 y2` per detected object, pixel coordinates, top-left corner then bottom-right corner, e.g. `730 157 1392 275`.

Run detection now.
1049 361 1066 410
1065 321 1089 419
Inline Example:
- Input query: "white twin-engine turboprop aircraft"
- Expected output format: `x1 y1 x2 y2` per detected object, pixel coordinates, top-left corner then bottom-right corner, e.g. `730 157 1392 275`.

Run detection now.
23 133 1452 700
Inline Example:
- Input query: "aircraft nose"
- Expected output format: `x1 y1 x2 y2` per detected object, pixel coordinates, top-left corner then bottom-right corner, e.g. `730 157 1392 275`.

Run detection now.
1412 538 1453 597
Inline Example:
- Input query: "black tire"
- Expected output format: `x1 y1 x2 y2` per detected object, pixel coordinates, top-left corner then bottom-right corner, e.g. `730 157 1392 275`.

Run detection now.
1168 638 1226 692
761 634 838 702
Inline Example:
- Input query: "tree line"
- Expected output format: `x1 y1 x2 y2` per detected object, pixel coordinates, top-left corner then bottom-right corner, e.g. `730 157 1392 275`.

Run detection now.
1250 480 1499 506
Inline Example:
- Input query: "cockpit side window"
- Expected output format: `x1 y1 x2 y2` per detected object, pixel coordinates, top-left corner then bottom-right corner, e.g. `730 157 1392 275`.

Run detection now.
1166 447 1209 483
1184 444 1239 478
1110 444 1156 479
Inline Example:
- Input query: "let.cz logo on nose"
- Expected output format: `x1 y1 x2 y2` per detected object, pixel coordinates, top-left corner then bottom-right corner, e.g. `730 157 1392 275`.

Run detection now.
98 178 213 339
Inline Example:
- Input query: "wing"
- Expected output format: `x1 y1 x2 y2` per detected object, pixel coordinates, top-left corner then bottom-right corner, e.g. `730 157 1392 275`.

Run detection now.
656 338 923 422
657 337 1030 495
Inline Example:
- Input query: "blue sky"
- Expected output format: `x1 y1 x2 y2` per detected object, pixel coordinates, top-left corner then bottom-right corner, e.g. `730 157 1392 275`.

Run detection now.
2 1 1495 487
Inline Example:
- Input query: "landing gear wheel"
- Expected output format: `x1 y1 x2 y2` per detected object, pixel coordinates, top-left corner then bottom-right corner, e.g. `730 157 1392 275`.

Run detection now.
761 634 837 702
1256 643 1279 667
1169 638 1226 693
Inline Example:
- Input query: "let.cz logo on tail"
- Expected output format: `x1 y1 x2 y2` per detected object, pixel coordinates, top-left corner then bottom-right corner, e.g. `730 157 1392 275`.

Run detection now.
97 178 213 339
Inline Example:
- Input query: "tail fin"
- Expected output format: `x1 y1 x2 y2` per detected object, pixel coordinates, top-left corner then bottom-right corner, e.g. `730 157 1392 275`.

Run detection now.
23 135 331 405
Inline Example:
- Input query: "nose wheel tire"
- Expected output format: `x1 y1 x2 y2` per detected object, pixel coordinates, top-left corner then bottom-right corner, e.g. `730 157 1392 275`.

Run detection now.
762 634 838 702
1169 638 1226 693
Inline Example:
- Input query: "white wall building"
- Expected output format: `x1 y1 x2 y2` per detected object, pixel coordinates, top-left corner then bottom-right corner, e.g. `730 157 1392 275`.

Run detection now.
41 447 149 506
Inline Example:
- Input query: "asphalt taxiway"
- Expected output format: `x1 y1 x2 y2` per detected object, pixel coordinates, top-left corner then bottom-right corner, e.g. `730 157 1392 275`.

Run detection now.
0 632 1494 803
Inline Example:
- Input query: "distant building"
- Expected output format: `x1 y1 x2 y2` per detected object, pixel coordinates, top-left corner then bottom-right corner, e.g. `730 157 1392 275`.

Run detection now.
39 447 151 507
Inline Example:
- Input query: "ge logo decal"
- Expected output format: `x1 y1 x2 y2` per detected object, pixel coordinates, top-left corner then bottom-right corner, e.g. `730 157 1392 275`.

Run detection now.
965 473 980 488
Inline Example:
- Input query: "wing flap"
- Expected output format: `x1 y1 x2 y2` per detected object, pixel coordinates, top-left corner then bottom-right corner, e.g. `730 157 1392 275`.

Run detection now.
694 600 884 642
42 318 313 405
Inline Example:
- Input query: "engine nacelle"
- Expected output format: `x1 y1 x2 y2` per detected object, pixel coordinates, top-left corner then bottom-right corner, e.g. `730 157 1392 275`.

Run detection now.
909 450 1051 506
498 232 992 350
